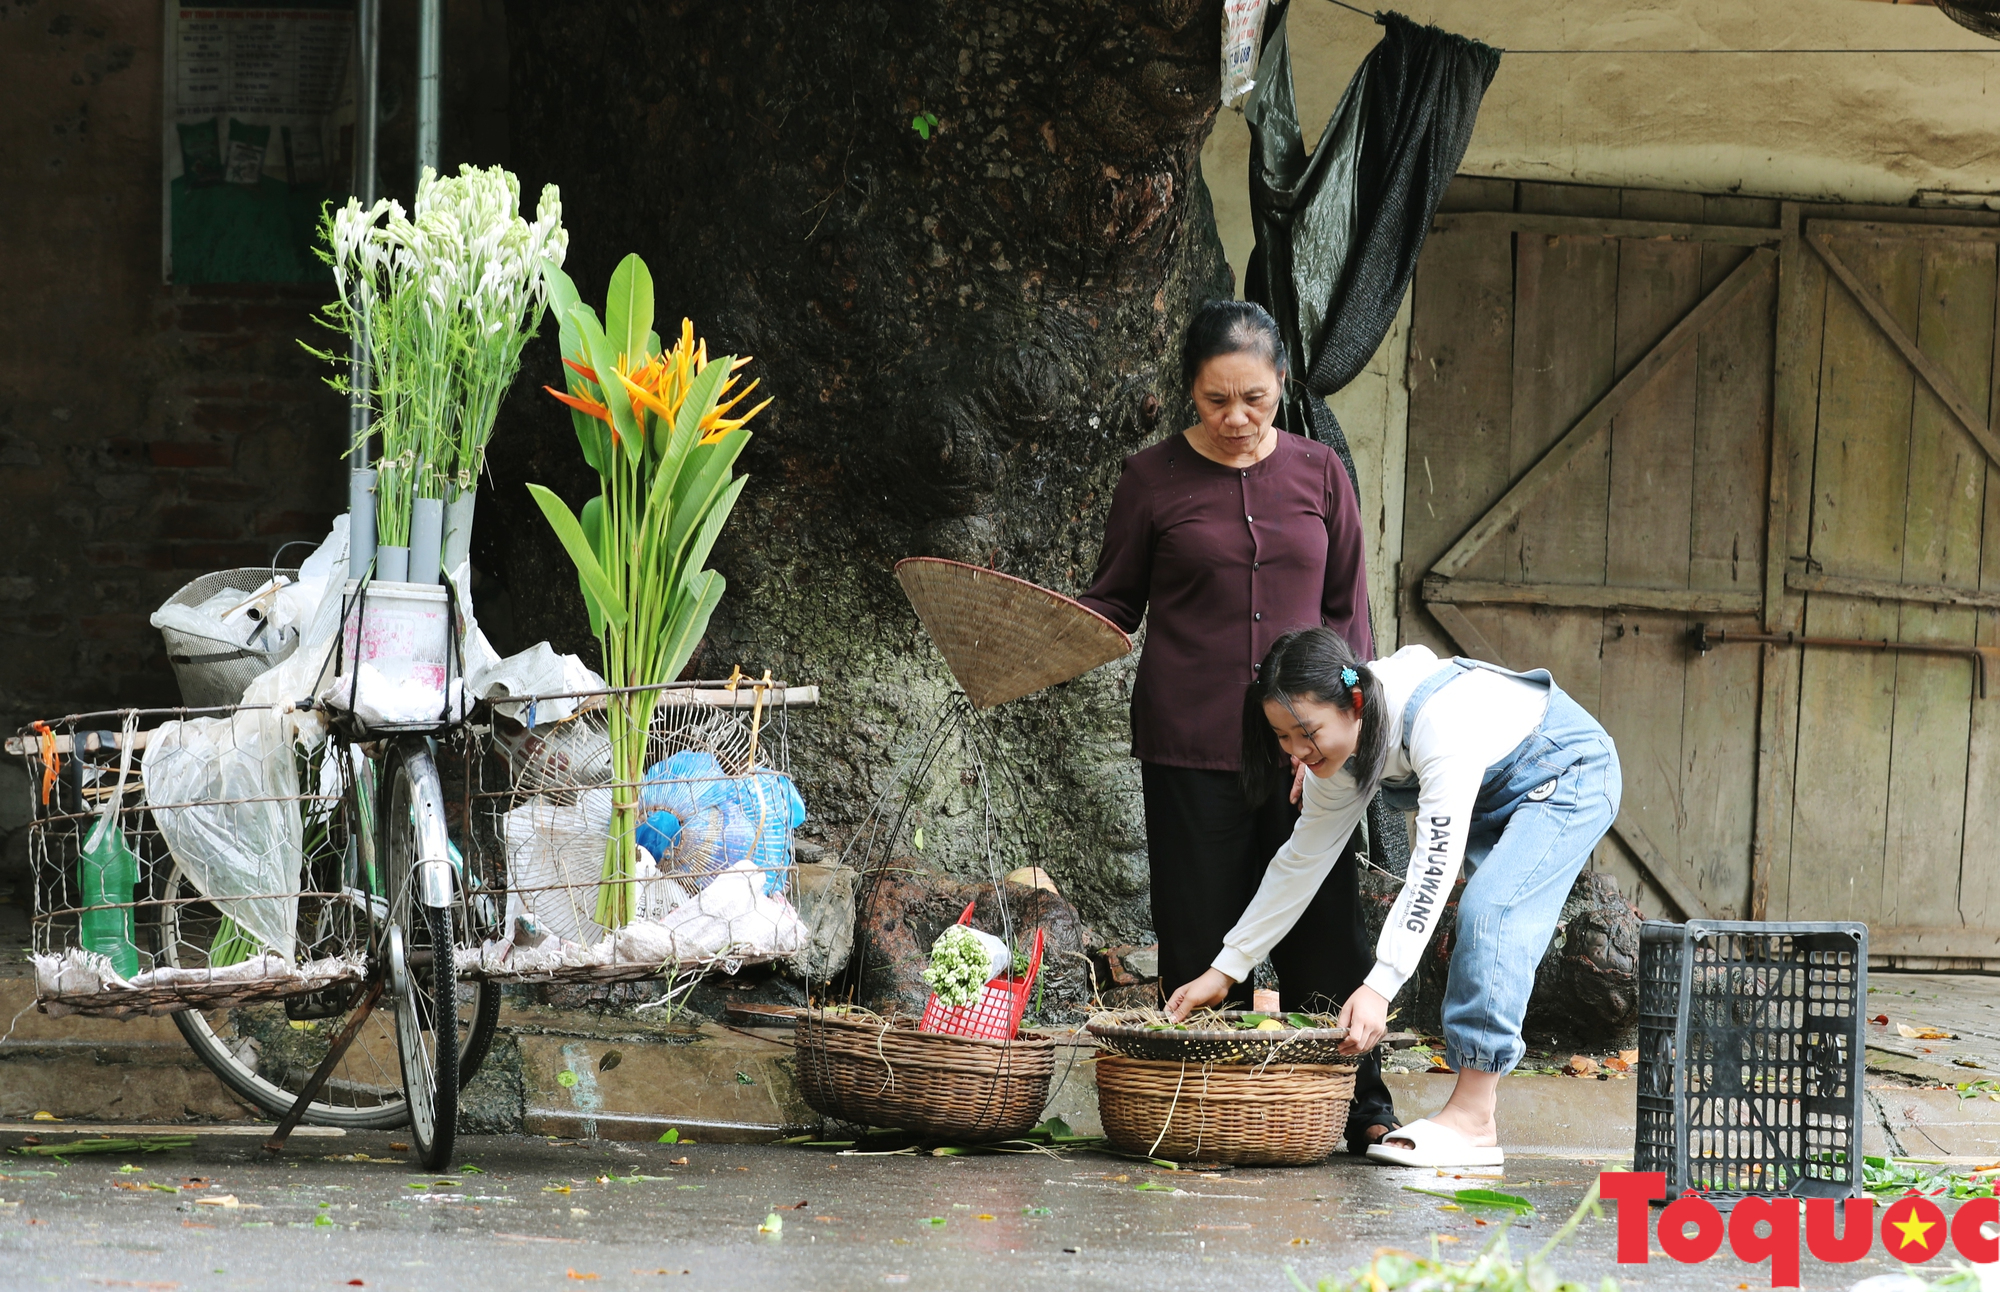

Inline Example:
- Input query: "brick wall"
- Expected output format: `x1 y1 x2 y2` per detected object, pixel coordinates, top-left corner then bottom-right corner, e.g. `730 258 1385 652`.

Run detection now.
0 0 511 883
0 4 346 881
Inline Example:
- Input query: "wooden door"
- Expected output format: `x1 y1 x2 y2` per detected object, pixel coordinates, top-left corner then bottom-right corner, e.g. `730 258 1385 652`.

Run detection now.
1400 180 1781 923
1398 182 2000 964
1770 218 2000 964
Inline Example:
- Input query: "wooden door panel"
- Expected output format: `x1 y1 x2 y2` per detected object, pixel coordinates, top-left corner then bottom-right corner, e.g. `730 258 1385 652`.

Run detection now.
1401 188 1780 921
1400 220 1515 656
1881 237 1994 929
1784 226 2000 938
1786 233 1919 922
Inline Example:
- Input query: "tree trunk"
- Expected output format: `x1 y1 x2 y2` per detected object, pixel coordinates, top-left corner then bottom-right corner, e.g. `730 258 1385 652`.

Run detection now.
490 1 1232 940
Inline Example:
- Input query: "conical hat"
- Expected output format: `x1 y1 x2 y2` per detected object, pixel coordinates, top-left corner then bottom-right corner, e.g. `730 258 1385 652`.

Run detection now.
895 558 1132 709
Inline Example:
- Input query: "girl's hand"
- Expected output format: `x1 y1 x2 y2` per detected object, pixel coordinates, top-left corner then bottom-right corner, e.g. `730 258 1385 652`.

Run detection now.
1337 984 1390 1055
1165 968 1234 1022
1289 755 1307 805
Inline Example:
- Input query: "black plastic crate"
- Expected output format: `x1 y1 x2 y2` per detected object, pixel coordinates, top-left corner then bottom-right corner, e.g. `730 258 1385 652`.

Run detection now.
1634 920 1866 1203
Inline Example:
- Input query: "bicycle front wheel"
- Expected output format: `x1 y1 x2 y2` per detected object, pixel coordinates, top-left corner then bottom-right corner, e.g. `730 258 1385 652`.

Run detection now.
164 737 498 1131
381 738 465 1171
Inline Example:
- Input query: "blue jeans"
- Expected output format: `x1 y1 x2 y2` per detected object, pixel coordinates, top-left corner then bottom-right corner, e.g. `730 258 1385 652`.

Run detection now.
1442 686 1622 1074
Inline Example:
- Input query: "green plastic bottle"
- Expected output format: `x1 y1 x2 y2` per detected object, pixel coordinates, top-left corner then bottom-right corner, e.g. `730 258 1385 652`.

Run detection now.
78 812 140 979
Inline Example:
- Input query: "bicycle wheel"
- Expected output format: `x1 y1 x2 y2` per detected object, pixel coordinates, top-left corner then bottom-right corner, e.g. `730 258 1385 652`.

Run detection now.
381 738 462 1170
163 740 499 1130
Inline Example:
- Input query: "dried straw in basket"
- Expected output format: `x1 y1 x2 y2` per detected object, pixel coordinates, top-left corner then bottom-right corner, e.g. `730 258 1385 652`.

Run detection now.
894 558 1131 709
1094 1054 1357 1166
793 1011 1057 1141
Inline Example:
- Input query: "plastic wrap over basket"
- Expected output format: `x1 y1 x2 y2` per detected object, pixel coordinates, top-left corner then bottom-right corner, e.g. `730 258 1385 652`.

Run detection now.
894 557 1131 709
141 710 303 960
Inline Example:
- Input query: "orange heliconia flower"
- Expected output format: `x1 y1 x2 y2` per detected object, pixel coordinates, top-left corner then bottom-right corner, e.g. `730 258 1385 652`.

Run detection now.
544 319 769 450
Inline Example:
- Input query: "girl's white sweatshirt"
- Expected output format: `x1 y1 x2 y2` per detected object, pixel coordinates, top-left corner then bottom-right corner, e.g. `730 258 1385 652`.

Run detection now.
1210 645 1550 1002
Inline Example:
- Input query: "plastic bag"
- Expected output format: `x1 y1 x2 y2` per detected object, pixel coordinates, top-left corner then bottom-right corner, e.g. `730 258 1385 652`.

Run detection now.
1220 0 1270 109
143 710 302 961
613 861 806 964
467 642 605 726
241 516 350 750
733 770 805 894
640 756 804 896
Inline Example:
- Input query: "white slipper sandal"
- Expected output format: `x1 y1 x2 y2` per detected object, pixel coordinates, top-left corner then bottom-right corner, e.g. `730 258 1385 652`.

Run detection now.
1363 1118 1505 1168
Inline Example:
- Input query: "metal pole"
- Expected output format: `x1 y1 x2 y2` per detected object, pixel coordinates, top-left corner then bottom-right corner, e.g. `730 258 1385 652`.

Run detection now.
416 0 441 175
350 0 380 461
348 0 381 573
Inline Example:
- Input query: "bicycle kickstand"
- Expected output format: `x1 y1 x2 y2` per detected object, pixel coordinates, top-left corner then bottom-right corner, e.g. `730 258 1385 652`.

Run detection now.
262 965 389 1156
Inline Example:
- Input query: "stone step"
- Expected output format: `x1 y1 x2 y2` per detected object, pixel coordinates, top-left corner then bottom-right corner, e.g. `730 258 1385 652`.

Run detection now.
0 974 251 1122
0 968 1952 1164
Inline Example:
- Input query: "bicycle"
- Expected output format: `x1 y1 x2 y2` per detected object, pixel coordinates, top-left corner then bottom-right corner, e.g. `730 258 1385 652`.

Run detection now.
14 706 498 1170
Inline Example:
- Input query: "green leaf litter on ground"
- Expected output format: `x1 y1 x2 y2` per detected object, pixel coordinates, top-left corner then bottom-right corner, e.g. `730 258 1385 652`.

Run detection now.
1299 1183 1605 1291
1864 1156 1999 1200
13 1137 193 1158
1402 1186 1536 1214
659 1128 681 1144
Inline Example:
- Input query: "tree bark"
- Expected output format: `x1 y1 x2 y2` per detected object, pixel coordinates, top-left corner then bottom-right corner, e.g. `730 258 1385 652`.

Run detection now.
491 1 1232 940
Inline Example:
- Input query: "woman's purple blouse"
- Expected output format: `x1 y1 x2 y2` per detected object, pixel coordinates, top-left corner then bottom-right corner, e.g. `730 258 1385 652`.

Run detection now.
1079 430 1374 772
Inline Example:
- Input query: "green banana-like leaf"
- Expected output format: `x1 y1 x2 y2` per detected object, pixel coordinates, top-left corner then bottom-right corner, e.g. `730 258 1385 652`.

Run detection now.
657 568 725 686
657 358 736 489
577 315 644 463
673 475 747 596
525 483 629 628
664 431 749 577
604 254 653 373
544 261 584 329
578 494 611 638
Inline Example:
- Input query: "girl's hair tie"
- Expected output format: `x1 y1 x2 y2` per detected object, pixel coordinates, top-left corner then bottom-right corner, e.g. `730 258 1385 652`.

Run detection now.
1340 666 1359 688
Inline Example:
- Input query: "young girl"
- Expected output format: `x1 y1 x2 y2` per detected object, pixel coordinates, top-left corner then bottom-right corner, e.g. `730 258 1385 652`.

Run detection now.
1166 628 1622 1168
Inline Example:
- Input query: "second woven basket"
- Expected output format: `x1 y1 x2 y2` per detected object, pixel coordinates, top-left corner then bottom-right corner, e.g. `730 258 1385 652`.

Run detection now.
1095 1055 1358 1166
794 1012 1057 1142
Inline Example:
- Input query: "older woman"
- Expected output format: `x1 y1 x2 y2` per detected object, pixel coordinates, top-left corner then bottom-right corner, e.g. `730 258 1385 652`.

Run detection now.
1078 299 1397 1151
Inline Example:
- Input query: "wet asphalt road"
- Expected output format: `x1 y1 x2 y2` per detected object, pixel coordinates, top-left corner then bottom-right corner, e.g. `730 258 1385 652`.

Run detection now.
0 1131 1942 1290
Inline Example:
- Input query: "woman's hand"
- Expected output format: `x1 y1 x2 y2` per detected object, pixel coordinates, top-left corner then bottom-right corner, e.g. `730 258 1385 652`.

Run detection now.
1337 984 1390 1055
1165 968 1234 1022
1289 755 1308 805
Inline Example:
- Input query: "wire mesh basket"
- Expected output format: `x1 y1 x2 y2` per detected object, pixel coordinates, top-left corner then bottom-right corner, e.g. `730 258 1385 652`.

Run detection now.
15 707 372 1019
156 567 305 709
458 679 813 986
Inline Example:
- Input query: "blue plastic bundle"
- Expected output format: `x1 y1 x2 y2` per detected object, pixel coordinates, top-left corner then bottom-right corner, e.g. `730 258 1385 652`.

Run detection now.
636 754 807 894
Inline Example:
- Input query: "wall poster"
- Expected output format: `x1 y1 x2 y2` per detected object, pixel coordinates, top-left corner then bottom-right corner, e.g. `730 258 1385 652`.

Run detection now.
163 1 356 283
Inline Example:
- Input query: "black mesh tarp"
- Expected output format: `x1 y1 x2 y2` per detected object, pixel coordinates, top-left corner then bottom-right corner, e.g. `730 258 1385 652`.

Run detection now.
1240 5 1498 877
1243 5 1500 480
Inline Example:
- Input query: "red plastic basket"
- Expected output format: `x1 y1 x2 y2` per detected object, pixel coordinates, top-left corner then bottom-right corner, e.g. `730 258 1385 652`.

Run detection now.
918 901 1045 1041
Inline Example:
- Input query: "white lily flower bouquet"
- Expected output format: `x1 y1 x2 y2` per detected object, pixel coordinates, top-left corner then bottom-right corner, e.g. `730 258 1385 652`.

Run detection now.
313 165 568 560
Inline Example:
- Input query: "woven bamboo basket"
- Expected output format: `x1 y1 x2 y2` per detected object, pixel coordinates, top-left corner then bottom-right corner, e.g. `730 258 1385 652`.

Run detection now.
1095 1054 1358 1166
793 1012 1057 1141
